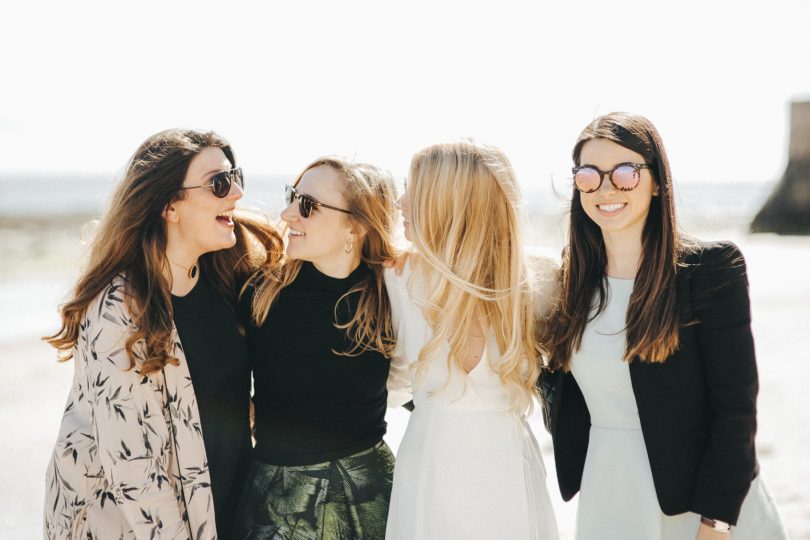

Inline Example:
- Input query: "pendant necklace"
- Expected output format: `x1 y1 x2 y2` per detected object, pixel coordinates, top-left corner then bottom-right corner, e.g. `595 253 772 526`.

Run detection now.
169 259 199 279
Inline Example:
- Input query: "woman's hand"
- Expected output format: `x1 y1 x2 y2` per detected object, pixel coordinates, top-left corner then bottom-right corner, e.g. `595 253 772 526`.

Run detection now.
696 522 732 540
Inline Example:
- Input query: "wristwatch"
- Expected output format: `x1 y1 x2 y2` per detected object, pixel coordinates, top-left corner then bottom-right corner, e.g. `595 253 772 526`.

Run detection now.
700 516 732 533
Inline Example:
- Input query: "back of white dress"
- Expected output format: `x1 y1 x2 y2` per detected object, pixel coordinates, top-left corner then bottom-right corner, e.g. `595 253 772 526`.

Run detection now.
384 264 559 540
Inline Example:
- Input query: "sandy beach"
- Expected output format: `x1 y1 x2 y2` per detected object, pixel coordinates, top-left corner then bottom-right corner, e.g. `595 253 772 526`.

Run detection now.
1 220 808 539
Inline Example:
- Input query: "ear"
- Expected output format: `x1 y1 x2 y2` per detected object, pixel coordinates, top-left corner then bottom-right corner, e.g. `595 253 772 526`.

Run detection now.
163 202 180 223
350 223 367 237
345 216 367 238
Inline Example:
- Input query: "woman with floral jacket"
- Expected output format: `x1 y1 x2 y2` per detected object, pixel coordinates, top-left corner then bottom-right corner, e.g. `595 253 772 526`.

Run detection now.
43 129 282 539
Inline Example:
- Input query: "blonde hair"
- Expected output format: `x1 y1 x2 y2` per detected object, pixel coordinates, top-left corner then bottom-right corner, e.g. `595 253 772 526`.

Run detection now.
407 140 540 412
249 157 399 357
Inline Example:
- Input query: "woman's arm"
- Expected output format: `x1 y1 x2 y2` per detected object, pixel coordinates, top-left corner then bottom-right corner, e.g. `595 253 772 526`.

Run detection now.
690 242 758 526
84 285 190 539
384 266 413 409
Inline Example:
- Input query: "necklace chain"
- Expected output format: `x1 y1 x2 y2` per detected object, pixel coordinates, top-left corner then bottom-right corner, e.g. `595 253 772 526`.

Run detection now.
169 259 199 279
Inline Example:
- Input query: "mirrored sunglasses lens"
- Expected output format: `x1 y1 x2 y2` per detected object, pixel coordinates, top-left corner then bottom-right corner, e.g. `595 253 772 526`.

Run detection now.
574 168 600 192
284 185 295 206
613 165 640 189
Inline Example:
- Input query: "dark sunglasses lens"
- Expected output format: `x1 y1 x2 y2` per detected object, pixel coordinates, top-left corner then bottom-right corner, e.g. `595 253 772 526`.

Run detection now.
211 172 231 198
232 168 244 190
299 195 314 218
574 167 600 192
284 185 295 207
612 165 640 190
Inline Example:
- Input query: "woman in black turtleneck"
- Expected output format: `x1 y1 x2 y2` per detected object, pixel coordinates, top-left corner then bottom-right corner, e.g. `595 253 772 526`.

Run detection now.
234 158 407 540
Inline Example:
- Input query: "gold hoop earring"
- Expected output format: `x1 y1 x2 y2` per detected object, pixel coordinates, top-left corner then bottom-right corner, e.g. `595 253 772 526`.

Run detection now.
344 241 354 254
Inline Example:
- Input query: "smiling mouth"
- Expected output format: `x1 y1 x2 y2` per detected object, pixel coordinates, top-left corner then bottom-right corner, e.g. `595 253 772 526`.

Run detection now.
288 228 305 239
216 209 234 226
596 203 626 214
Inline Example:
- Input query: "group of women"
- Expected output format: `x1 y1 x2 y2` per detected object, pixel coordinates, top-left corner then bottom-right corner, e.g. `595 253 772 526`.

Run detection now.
43 113 788 539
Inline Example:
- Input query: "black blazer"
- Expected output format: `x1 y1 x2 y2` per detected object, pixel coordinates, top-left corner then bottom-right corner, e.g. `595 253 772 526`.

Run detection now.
547 241 759 526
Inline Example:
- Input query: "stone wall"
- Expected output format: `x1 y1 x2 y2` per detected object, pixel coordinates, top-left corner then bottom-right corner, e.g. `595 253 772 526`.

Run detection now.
751 101 810 235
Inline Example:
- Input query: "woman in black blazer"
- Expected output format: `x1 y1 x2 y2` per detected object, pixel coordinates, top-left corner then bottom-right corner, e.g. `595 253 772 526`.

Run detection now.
542 112 787 540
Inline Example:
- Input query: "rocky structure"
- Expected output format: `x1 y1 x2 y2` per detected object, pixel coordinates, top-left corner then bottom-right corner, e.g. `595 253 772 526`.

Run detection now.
751 100 810 234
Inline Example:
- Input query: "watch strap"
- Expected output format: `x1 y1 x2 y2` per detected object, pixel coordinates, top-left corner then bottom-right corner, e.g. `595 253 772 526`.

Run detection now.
700 516 732 533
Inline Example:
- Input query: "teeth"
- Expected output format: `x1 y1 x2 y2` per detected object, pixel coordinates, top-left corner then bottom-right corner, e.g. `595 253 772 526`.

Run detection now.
217 210 234 219
598 203 626 212
289 229 305 237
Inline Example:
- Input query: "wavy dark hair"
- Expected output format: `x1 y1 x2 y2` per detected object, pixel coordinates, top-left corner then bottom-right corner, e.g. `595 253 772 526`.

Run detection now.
545 112 694 371
45 128 283 374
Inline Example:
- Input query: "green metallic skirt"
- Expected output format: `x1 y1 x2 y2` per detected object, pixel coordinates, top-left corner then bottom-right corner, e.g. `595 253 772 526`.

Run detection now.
234 441 395 540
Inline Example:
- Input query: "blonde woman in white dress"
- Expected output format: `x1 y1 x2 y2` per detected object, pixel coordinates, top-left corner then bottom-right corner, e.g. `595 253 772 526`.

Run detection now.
384 140 560 540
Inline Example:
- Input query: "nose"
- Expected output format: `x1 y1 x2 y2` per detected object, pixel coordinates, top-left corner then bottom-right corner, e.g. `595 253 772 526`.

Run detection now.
598 171 617 195
280 200 299 222
227 179 244 201
394 194 404 210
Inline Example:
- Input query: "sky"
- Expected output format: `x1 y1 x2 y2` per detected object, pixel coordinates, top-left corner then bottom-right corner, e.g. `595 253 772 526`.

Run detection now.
2 0 809 189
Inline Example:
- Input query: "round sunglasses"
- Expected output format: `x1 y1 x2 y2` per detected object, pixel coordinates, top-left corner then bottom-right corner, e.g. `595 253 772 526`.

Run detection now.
572 162 653 193
179 167 244 198
284 184 352 218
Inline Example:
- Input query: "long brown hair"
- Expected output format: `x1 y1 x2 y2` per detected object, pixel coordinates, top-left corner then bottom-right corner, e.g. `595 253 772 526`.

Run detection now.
45 129 284 374
545 112 692 371
249 157 399 358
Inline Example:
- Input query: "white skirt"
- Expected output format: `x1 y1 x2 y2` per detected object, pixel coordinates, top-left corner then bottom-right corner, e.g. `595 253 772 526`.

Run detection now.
386 407 559 540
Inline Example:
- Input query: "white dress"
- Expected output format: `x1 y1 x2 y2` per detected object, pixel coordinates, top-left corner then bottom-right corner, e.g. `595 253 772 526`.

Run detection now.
570 277 788 540
384 265 559 540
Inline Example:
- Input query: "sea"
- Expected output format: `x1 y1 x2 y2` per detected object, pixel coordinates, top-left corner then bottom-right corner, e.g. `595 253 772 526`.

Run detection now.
0 172 788 344
0 171 777 227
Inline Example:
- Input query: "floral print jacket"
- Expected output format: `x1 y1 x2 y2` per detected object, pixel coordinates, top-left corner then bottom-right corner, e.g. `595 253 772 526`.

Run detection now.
44 278 216 539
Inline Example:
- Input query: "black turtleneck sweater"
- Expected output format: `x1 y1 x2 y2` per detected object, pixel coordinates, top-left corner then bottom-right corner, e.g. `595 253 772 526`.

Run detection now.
246 261 390 466
172 277 252 539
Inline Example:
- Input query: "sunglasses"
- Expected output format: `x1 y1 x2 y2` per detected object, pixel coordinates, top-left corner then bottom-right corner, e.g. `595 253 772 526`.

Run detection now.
179 167 244 198
284 184 352 218
572 162 653 193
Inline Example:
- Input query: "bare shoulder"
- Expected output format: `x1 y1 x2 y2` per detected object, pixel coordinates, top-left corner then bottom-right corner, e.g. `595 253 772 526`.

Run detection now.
385 250 420 281
525 246 561 283
525 247 561 317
